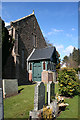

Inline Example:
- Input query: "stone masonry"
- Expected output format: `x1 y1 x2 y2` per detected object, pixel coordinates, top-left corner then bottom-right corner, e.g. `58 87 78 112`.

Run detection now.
0 88 3 120
3 79 18 98
3 11 47 85
34 82 45 111
47 81 55 105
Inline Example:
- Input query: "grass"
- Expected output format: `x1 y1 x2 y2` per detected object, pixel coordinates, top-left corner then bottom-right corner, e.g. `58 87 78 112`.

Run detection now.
4 83 79 119
4 84 36 119
4 83 48 119
58 95 78 118
56 82 79 119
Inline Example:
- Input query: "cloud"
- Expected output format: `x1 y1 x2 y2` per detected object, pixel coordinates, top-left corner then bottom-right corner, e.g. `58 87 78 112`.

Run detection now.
54 44 75 60
55 44 64 51
5 22 10 27
66 33 72 37
47 31 53 35
0 4 1 9
47 28 64 35
72 28 76 31
53 29 64 32
63 45 74 56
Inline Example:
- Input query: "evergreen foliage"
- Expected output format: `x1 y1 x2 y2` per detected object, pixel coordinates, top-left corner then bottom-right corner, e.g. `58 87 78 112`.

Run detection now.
58 68 80 97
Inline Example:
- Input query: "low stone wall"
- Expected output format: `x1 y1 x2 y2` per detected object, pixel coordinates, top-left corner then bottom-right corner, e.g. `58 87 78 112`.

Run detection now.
42 71 56 83
52 72 57 82
42 71 52 84
3 79 18 98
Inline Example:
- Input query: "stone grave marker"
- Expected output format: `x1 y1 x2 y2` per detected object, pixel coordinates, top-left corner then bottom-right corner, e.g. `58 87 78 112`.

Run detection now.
53 72 56 82
50 82 55 100
47 81 55 105
3 79 18 98
34 82 45 111
0 103 3 120
50 100 59 117
0 88 2 103
47 82 50 105
78 71 80 80
0 88 3 120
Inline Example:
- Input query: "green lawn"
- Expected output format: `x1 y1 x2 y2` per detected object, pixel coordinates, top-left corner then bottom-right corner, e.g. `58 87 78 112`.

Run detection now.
4 84 36 119
56 83 79 119
4 83 79 119
57 95 78 119
4 83 47 119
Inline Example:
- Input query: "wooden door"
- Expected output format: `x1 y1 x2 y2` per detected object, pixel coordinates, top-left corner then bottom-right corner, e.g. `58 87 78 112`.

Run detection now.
33 62 42 81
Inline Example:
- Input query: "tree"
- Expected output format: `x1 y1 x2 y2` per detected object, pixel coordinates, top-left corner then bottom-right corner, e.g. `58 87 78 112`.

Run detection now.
72 47 78 63
2 19 14 69
56 51 61 71
44 37 53 47
78 49 80 65
63 55 69 63
62 47 80 68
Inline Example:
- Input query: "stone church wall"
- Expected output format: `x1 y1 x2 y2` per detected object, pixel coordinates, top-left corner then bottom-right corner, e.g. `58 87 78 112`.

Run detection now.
3 14 47 85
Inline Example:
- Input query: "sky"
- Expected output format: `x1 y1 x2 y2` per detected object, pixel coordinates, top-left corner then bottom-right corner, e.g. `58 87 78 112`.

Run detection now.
2 2 78 60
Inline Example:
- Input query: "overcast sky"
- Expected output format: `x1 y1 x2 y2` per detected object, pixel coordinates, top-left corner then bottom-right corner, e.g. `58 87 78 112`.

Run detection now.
2 2 78 60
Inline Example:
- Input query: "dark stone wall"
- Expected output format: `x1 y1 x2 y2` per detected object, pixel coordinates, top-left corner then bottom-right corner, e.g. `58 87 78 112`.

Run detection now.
2 54 16 79
3 14 47 85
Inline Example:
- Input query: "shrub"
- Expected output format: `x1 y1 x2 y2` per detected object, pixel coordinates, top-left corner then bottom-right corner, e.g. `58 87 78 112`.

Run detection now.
38 106 53 119
58 68 80 97
74 67 80 74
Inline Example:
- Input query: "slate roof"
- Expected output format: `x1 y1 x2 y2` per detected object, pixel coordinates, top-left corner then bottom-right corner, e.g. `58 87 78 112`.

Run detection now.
28 47 56 62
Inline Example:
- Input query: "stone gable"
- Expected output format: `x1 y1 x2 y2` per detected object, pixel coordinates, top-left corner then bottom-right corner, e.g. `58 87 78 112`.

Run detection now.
3 13 47 85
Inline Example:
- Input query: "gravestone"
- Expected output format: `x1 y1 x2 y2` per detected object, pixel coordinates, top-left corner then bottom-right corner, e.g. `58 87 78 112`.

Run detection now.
34 82 45 111
0 88 3 120
50 100 59 117
47 82 50 105
53 72 56 82
47 81 55 105
78 71 80 80
3 79 18 98
50 82 55 100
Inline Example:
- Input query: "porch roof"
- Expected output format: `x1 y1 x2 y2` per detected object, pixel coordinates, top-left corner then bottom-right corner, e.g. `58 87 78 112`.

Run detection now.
28 47 57 62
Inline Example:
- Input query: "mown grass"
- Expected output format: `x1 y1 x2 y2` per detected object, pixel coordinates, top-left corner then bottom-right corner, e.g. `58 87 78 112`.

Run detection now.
58 95 78 118
4 84 36 119
56 82 79 119
4 83 48 119
4 83 79 119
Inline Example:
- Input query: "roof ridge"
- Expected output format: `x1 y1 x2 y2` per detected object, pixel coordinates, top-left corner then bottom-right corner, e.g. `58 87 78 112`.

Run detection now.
11 11 35 23
35 46 55 50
